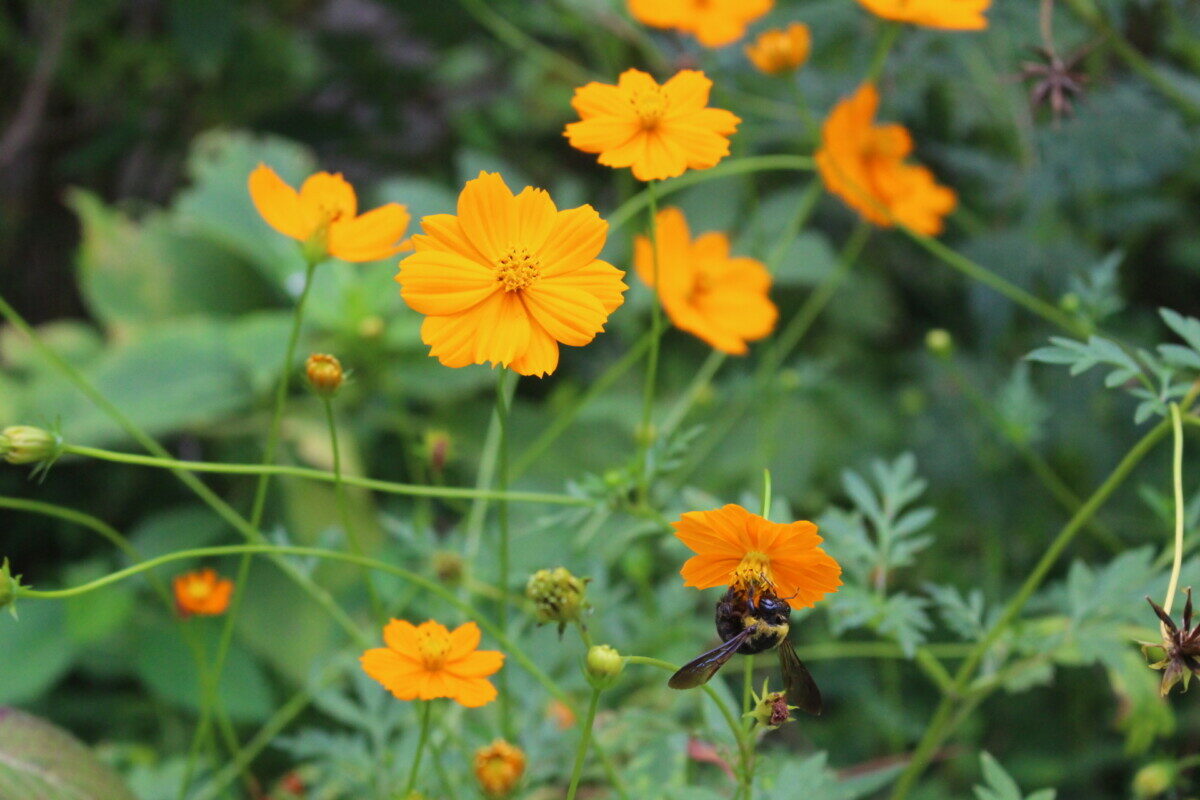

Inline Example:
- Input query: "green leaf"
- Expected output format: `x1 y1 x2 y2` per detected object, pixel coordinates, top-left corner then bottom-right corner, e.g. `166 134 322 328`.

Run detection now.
974 752 1055 800
0 708 137 800
0 602 77 704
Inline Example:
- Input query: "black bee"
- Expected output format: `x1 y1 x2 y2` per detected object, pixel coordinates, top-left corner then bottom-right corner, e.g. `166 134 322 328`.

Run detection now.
668 584 822 715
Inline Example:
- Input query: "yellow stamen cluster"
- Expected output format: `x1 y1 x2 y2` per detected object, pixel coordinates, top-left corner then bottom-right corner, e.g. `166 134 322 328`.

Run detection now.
496 247 541 291
630 88 668 127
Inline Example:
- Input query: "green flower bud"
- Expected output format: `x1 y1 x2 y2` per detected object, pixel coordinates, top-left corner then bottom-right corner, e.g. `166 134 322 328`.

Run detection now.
2 426 60 465
925 329 953 359
1133 762 1175 798
526 567 587 632
0 558 21 619
743 679 797 731
1059 292 1081 314
585 644 624 688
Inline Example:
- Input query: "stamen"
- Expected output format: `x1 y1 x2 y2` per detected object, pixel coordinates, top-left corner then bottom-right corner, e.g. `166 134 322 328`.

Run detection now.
496 247 541 292
630 88 669 127
416 629 452 669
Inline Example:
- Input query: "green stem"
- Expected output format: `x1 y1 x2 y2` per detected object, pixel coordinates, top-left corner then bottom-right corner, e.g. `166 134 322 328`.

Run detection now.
0 497 142 563
494 368 514 739
59 444 590 506
403 701 434 796
565 689 602 800
637 179 663 505
456 0 590 83
889 415 1175 799
658 349 727 443
866 22 902 83
1164 403 1185 618
323 395 384 622
760 469 772 519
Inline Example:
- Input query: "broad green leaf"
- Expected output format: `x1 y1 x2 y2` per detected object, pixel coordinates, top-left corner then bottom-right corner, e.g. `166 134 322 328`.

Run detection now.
0 708 137 800
0 602 77 704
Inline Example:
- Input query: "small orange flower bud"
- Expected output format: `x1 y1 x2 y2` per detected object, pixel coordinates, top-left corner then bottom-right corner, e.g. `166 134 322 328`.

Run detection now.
473 739 525 798
305 353 344 397
173 568 234 617
745 23 811 75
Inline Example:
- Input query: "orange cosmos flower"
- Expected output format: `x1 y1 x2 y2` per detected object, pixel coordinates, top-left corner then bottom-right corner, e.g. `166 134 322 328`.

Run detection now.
745 23 812 75
360 619 504 708
564 69 741 182
248 164 410 262
815 83 957 236
856 0 989 30
173 568 233 617
635 207 777 355
473 739 526 797
674 504 842 610
395 172 626 377
627 0 773 47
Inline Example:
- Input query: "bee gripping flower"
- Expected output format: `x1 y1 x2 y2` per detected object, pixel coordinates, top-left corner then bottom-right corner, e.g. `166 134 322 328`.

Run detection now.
305 353 344 397
627 0 773 47
395 172 627 377
173 569 234 617
1141 589 1200 696
564 70 741 182
248 165 410 262
473 739 526 798
360 619 504 708
674 504 842 609
745 23 812 75
635 207 777 355
856 0 990 30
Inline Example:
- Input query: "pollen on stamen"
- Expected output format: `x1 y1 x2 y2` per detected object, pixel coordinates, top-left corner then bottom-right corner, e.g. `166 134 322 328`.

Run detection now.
630 89 669 127
496 247 541 292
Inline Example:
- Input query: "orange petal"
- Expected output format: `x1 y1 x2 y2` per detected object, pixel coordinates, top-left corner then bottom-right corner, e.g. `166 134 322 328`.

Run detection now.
450 676 499 708
248 164 316 241
413 214 490 263
543 260 627 315
680 553 741 589
616 68 660 95
662 70 712 114
299 172 357 220
538 205 609 278
383 619 421 654
457 172 515 263
447 621 482 660
421 313 479 369
693 288 777 343
396 250 499 316
508 319 560 377
632 129 690 181
511 186 558 252
360 648 423 699
570 81 638 119
521 282 608 347
564 117 643 156
327 203 410 262
448 649 505 679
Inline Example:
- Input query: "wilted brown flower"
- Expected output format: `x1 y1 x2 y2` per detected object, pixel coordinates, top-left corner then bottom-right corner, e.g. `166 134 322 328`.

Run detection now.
1141 588 1200 696
1019 46 1088 122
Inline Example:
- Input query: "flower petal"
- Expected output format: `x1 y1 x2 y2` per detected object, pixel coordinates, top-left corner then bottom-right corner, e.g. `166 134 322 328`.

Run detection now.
662 70 712 113
448 650 505 679
328 203 411 262
360 648 423 699
450 677 499 708
509 318 560 377
299 172 357 220
511 186 558 253
248 164 316 241
457 172 516 263
396 250 499 316
447 621 482 660
382 618 421 654
521 282 608 347
539 205 610 277
542 260 627 315
680 553 741 589
413 214 490 263
564 117 643 155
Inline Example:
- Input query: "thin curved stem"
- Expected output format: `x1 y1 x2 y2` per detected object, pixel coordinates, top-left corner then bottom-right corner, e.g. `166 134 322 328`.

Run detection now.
403 701 433 796
59 444 590 506
637 179 663 504
0 496 141 563
867 22 901 83
494 368 514 738
1164 403 1186 619
565 688 602 800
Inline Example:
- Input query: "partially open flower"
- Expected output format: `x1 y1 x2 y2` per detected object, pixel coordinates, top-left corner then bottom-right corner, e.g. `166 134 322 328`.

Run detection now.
174 568 234 617
473 739 526 797
526 567 588 633
2 425 60 466
305 353 344 397
1141 589 1200 696
745 23 811 76
744 679 797 730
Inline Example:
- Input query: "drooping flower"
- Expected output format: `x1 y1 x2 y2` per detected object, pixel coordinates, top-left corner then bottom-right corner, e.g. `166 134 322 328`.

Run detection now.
745 23 812 75
564 69 741 182
395 172 627 377
673 504 842 609
473 739 526 798
855 0 989 30
627 0 773 47
635 207 777 355
173 568 234 617
360 619 504 708
248 165 410 262
815 83 957 236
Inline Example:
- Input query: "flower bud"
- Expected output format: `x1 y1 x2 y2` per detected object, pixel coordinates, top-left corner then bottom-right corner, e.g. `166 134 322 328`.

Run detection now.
305 354 344 397
586 644 624 688
925 329 953 359
745 23 811 76
424 429 452 473
432 551 464 586
526 567 587 632
0 558 21 619
2 426 59 465
744 680 796 731
473 739 526 798
1133 762 1175 798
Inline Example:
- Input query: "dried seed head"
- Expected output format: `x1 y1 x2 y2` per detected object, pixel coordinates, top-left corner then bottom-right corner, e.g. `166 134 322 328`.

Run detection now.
525 567 587 632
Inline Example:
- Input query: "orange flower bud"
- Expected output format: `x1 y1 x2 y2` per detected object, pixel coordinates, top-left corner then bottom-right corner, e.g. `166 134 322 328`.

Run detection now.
305 353 344 397
473 739 525 797
745 23 811 75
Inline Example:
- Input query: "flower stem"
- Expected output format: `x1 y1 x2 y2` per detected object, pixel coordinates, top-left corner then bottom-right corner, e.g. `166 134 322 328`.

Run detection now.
637 179 663 505
403 701 433 796
760 469 772 519
323 395 384 622
566 688 602 800
866 22 901 84
1164 403 1186 621
494 367 515 739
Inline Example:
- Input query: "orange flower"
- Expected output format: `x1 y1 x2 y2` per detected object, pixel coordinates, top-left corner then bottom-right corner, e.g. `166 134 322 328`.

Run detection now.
745 23 811 75
248 164 410 262
395 172 626 377
627 0 773 47
360 619 504 708
856 0 989 30
473 739 526 797
635 207 777 355
564 69 741 182
674 504 842 610
546 699 577 729
815 84 956 236
173 568 233 616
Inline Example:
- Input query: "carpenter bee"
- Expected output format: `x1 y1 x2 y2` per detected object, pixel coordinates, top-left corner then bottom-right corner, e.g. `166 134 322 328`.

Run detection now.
668 584 822 715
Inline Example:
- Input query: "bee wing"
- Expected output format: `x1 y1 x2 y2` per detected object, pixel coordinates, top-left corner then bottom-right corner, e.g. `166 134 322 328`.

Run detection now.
779 639 823 716
668 626 756 690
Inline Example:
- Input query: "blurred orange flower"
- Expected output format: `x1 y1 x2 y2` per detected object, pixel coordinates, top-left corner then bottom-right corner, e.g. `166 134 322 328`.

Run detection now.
564 69 740 182
173 568 233 617
627 0 773 47
815 83 956 236
674 504 842 610
248 165 410 262
745 23 811 75
395 172 626 377
473 739 526 797
360 619 504 708
635 207 776 355
856 0 989 30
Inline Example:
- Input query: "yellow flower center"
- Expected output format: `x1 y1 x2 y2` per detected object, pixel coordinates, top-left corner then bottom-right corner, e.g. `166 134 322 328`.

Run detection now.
733 551 772 588
415 628 452 669
630 88 669 127
187 580 211 600
496 247 541 292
